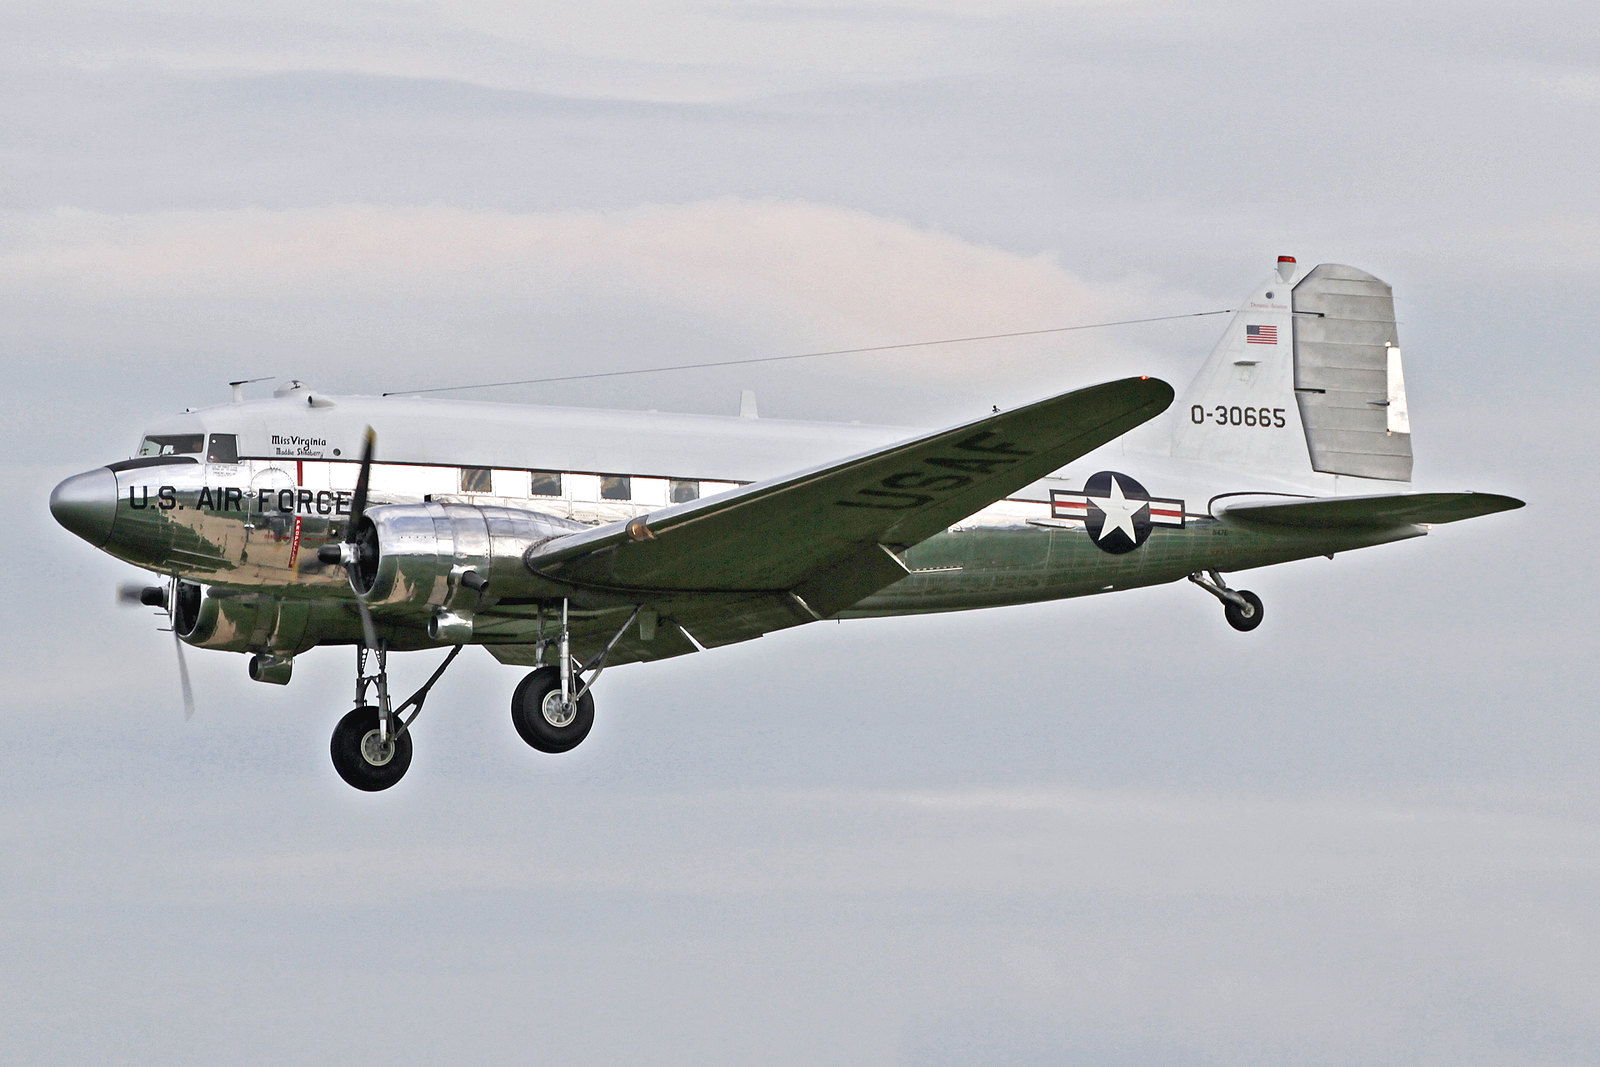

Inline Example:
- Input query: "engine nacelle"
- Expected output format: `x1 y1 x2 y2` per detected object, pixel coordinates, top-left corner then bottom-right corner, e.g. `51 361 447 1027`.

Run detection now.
173 579 355 653
350 503 577 620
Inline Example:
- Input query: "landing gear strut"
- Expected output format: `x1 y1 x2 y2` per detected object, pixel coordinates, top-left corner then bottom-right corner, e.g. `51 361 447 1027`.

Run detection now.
510 600 640 754
1188 569 1264 632
329 643 462 791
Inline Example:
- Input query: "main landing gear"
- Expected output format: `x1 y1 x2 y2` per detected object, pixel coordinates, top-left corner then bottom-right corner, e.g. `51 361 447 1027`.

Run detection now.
1188 569 1264 632
329 643 462 791
508 601 639 755
326 599 641 790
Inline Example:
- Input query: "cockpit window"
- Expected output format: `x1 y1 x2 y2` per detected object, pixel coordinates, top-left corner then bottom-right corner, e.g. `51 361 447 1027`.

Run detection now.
206 434 238 464
138 433 205 457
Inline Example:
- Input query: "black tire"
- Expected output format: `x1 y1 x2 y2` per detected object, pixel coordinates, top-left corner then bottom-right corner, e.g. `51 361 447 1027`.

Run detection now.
330 705 413 791
511 666 595 753
1224 590 1264 632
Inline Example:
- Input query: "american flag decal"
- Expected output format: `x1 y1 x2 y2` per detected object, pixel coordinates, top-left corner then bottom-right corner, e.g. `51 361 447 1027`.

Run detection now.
1245 324 1278 344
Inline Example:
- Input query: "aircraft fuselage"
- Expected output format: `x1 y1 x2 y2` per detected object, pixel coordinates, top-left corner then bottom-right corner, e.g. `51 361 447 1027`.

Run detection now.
51 387 1420 658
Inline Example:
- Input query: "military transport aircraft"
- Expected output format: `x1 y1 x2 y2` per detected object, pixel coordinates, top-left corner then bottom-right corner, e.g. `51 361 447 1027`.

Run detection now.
50 258 1522 790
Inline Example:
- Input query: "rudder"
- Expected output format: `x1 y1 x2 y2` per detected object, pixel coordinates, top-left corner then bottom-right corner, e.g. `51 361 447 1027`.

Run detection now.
1292 263 1412 481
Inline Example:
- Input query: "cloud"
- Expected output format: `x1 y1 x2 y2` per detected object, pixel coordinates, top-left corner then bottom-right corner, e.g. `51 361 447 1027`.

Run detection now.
2 0 1070 103
0 200 1185 415
4 5 1589 1062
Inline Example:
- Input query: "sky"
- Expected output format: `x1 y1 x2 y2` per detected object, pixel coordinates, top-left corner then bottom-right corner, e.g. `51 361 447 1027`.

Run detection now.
3 1 1598 1063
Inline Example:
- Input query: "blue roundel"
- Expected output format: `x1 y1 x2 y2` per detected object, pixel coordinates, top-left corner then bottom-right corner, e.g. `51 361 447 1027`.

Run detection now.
1081 471 1154 555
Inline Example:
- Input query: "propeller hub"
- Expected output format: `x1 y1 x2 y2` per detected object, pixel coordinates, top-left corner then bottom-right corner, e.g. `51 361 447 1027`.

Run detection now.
350 517 380 595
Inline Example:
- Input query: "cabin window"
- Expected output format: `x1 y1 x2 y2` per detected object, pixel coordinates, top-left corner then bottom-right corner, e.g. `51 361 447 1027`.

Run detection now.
206 434 238 464
529 471 563 497
600 475 631 501
138 433 205 457
460 467 493 493
669 479 700 503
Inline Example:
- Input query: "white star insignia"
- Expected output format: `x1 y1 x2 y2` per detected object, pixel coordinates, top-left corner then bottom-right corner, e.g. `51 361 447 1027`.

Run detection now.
1087 476 1149 544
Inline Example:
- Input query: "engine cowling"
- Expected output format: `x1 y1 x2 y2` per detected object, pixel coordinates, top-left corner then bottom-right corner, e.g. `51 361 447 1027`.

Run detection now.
348 503 578 626
172 580 348 653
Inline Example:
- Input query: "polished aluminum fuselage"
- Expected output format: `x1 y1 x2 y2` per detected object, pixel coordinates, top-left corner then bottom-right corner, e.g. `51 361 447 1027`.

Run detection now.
55 389 1418 659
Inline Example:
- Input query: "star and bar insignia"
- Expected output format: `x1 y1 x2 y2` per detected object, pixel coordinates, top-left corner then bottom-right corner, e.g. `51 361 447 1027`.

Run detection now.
1050 471 1185 555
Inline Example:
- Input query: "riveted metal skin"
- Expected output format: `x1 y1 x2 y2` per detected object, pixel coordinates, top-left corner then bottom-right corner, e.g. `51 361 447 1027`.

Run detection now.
355 503 580 622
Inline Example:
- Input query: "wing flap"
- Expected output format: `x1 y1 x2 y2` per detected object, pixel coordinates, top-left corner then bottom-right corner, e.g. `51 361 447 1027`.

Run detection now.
792 543 909 617
674 593 816 648
485 611 700 669
1218 491 1523 529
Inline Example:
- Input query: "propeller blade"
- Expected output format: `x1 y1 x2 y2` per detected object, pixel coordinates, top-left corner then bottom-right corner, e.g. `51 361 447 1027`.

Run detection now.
173 628 196 721
341 428 380 649
348 426 376 530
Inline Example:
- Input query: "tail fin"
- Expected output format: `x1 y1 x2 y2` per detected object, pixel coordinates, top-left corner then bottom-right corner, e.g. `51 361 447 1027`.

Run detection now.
1170 258 1413 483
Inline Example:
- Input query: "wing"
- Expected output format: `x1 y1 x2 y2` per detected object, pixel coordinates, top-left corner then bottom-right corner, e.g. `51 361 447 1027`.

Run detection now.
1216 491 1524 530
472 377 1170 665
524 376 1173 614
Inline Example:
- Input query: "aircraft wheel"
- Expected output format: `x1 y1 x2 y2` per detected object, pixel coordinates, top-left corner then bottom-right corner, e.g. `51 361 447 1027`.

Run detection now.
511 666 595 753
330 705 413 791
1225 590 1264 632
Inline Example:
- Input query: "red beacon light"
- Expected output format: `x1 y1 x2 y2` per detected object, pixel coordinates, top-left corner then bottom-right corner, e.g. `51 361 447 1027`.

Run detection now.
1276 255 1297 282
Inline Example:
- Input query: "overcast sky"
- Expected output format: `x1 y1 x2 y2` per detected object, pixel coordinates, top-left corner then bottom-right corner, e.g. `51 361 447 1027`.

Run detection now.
3 2 1597 1063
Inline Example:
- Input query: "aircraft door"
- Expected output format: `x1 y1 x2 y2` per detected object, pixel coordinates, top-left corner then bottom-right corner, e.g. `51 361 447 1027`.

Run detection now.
182 433 248 567
247 463 299 565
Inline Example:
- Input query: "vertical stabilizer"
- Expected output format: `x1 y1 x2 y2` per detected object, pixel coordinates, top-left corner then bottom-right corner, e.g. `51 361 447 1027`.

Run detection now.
1292 264 1412 481
1170 259 1309 476
1171 258 1414 484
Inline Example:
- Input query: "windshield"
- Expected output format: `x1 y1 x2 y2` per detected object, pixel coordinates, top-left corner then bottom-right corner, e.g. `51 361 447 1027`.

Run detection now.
137 433 205 457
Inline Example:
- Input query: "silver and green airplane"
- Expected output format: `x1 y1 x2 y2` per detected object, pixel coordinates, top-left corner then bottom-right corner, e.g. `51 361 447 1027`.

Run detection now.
50 258 1521 790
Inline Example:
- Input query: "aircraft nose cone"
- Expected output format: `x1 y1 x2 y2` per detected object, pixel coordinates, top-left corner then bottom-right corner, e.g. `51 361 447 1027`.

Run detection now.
50 467 118 547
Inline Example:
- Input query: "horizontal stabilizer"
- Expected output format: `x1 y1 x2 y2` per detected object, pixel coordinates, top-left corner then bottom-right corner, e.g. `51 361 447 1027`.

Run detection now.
1217 491 1523 530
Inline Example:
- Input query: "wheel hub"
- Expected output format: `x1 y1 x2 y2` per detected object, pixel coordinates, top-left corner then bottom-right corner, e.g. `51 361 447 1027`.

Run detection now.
360 728 396 766
541 689 577 728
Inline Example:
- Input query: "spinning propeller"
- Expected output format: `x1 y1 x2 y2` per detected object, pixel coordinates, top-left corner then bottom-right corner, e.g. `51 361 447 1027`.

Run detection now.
117 579 196 720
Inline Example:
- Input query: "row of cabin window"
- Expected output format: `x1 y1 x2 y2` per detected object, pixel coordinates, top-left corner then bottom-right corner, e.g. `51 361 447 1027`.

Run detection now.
133 439 713 505
459 467 702 504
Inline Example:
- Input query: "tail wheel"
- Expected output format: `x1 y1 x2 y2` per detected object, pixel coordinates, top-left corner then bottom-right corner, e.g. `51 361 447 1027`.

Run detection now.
511 666 595 753
1225 590 1264 632
330 705 412 791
